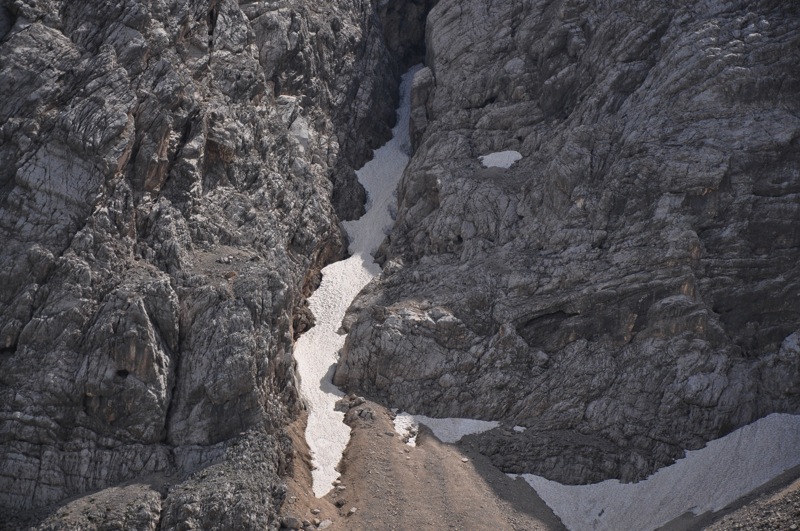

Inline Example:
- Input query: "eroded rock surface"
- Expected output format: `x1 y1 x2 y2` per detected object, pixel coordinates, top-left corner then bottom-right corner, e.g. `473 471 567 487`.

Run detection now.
0 0 407 526
335 0 800 484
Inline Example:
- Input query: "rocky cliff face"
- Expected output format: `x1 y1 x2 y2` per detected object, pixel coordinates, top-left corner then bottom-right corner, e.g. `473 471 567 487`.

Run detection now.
0 0 413 526
2 0 799 526
335 0 800 484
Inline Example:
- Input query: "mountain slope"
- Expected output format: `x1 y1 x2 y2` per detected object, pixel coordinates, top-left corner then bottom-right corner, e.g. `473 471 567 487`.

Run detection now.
335 0 800 484
0 0 403 525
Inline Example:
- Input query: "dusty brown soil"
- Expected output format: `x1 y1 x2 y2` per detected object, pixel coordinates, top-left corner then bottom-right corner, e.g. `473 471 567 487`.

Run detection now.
281 411 342 528
281 400 565 531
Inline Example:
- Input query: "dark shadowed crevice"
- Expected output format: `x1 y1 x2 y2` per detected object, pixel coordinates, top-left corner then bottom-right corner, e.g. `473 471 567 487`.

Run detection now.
331 0 438 222
207 2 218 43
0 5 15 42
379 0 440 70
0 345 15 356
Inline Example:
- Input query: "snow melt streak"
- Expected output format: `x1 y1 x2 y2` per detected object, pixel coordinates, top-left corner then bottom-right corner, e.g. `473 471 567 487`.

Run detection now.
517 413 800 531
293 65 422 498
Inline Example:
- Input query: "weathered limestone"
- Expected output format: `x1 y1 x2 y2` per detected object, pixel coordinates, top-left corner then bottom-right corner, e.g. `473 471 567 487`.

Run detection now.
0 0 407 526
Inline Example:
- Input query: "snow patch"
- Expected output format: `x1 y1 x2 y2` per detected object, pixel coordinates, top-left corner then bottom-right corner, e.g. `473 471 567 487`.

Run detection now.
479 150 522 169
293 65 422 498
516 413 800 531
393 412 419 446
513 425 527 433
394 412 500 445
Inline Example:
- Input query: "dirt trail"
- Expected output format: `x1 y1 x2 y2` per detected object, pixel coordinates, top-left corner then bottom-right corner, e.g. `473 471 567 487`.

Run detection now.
282 400 565 531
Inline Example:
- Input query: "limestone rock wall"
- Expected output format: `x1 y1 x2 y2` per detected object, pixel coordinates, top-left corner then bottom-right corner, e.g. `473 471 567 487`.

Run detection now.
0 0 401 525
335 0 800 484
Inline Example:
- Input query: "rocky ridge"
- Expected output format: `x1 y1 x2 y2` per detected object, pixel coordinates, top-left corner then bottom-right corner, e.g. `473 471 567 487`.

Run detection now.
335 0 800 484
0 0 430 526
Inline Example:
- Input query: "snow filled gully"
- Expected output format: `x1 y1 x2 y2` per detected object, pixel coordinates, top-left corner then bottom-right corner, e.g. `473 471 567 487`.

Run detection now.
292 65 422 497
294 64 501 497
292 65 800 530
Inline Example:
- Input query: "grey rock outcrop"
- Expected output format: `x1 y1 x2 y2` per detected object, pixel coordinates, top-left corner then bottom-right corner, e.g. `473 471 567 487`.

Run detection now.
0 0 410 525
335 0 800 484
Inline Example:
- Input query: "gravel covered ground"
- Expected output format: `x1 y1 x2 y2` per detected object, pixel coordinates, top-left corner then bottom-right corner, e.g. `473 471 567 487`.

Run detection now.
280 399 565 531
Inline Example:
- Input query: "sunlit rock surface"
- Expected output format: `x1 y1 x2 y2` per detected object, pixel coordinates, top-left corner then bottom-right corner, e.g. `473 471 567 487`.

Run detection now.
0 0 407 525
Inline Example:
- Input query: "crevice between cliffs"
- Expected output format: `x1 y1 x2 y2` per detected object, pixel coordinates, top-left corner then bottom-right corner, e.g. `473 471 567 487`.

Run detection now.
293 65 421 497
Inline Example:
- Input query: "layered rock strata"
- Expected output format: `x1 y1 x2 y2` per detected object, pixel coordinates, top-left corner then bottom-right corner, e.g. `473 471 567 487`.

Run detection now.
0 0 409 525
335 0 800 484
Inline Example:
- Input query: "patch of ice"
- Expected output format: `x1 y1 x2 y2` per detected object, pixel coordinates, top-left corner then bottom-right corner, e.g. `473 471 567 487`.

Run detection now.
478 150 522 169
293 64 423 498
513 425 527 433
393 412 500 445
393 412 419 447
517 413 800 531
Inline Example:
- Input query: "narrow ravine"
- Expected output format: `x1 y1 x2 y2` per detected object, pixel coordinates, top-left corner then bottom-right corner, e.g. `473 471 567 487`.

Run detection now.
293 65 422 497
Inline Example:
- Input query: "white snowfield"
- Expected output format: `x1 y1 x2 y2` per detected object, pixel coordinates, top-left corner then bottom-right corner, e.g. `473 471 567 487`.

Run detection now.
292 65 422 498
478 150 522 168
393 411 499 446
514 413 800 531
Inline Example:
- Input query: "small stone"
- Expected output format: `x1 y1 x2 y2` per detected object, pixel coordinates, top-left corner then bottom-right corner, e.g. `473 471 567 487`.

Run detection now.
461 457 469 462
333 398 350 412
318 520 333 530
310 508 320 515
332 479 341 486
302 520 311 527
348 507 357 516
281 516 302 529
313 519 321 526
336 485 346 491
335 499 346 508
